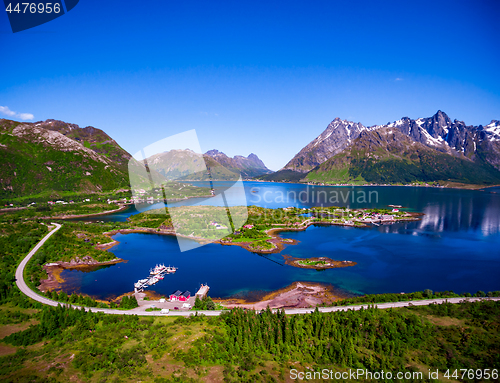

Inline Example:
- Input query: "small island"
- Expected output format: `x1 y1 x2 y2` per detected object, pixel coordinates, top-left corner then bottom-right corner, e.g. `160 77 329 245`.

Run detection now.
283 255 357 269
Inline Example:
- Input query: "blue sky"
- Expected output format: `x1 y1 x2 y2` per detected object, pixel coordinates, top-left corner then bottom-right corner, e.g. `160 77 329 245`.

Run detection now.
1 0 499 170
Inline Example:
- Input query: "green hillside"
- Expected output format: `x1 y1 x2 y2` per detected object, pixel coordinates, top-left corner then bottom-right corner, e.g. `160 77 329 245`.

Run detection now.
0 119 130 200
258 169 305 182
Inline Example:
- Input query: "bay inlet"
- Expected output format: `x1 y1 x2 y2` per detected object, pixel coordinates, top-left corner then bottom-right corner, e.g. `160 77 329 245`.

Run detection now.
60 182 500 300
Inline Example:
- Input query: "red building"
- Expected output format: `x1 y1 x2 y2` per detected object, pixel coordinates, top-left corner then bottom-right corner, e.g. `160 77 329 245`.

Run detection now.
170 290 191 302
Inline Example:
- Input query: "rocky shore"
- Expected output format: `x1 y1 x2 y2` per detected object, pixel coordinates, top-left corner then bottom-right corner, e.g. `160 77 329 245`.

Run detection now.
217 281 349 310
38 256 124 292
283 255 357 269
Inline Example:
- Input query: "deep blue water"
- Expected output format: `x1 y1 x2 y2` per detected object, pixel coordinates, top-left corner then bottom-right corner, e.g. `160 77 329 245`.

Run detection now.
60 182 500 299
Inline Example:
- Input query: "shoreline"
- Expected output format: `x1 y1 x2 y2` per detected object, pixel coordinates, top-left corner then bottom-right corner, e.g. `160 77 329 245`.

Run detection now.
34 204 424 298
215 281 352 310
40 204 129 220
250 179 500 191
96 211 424 256
218 211 423 254
3 182 497 212
38 257 124 292
282 255 357 269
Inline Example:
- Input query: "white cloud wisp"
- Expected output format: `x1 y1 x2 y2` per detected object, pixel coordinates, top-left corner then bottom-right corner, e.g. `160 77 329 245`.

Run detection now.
0 106 34 120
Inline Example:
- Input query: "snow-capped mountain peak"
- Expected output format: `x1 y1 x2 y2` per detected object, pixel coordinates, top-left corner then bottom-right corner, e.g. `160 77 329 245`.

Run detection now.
283 111 499 173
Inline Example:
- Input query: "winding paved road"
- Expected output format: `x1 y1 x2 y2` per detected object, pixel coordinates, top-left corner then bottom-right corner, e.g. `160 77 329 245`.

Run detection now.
16 223 64 308
16 223 500 317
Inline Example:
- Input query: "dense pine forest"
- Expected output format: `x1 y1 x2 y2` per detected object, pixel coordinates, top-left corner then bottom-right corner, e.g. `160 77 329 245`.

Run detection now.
0 299 499 382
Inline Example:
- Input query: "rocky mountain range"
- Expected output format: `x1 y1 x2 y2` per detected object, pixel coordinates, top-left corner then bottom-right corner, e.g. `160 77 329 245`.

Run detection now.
141 149 271 182
266 111 500 185
141 149 236 182
204 150 272 178
3 111 498 201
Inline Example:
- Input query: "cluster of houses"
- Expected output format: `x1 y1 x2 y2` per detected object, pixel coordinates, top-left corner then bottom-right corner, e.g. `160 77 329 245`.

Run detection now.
131 189 168 204
232 224 255 235
311 208 403 226
283 207 308 211
107 197 130 204
357 211 398 223
168 284 209 305
169 290 191 302
210 221 227 230
47 200 74 205
130 196 159 204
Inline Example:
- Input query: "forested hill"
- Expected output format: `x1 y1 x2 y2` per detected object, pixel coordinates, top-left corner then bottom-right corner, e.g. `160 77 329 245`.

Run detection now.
0 296 498 381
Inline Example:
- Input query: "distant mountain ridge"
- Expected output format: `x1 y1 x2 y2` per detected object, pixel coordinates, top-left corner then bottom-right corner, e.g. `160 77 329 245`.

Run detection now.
306 126 500 185
204 149 272 178
142 149 271 181
143 149 238 181
267 111 500 185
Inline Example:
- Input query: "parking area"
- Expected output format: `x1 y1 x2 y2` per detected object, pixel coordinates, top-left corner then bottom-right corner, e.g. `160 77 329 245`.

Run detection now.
134 291 196 312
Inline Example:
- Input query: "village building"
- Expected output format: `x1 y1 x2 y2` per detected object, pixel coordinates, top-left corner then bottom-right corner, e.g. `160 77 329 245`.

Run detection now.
169 290 191 302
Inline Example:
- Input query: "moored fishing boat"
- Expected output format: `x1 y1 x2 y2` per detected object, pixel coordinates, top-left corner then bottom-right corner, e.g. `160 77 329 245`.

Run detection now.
135 264 178 291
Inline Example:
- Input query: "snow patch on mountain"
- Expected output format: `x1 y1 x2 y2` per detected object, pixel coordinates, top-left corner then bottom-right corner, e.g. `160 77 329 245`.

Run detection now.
485 121 500 140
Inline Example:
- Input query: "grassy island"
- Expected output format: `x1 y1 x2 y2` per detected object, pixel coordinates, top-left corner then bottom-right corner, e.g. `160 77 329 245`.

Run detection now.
284 256 357 269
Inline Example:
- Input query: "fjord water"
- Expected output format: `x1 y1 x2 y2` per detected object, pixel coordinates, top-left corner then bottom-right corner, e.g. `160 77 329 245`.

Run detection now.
61 182 500 299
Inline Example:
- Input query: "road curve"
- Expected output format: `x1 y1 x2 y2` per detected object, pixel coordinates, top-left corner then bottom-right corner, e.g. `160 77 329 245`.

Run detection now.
15 223 223 316
16 223 500 317
15 223 64 307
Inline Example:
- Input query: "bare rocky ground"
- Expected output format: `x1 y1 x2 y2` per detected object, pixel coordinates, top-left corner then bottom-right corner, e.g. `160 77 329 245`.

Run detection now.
219 282 342 310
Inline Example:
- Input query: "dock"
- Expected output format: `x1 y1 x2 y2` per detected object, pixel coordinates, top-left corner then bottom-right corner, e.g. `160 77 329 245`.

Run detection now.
134 264 177 292
195 284 210 300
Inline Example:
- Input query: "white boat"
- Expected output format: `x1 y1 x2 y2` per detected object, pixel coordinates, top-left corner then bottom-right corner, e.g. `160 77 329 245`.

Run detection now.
135 264 177 289
150 264 167 275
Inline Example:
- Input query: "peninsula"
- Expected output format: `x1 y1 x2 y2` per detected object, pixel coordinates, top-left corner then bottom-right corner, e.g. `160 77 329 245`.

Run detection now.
88 204 423 254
